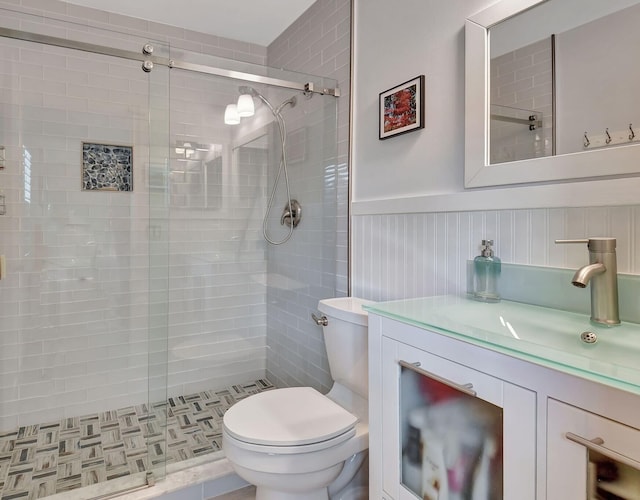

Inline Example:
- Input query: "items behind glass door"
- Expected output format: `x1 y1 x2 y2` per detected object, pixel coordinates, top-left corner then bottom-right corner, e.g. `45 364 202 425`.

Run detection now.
589 450 640 499
400 367 503 499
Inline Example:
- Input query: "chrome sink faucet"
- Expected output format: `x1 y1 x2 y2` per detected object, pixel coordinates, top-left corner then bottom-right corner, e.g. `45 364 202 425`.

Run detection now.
555 238 620 326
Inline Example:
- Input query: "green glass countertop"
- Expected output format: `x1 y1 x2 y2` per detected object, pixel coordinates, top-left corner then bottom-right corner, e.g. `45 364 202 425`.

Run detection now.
364 295 640 394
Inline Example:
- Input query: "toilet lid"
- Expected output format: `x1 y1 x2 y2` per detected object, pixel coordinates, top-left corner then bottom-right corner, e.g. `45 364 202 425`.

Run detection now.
223 387 358 447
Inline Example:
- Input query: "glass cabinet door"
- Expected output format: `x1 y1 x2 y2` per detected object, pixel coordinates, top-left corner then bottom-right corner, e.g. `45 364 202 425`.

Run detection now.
379 336 536 500
399 362 503 500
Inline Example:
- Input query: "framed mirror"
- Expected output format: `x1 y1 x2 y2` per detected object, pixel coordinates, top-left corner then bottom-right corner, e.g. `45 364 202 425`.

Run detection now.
465 0 640 188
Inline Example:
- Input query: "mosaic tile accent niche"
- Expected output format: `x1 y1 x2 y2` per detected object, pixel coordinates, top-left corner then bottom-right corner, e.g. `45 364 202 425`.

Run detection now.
82 143 133 191
0 379 273 500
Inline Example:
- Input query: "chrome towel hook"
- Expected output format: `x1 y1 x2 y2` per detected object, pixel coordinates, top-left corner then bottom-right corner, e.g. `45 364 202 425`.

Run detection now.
629 123 636 141
583 132 590 147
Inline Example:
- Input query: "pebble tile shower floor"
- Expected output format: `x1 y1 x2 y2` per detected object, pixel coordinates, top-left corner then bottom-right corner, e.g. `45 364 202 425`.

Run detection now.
0 379 274 499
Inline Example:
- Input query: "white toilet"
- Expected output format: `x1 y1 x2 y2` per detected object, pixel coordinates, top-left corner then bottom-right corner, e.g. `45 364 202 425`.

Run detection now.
222 297 372 500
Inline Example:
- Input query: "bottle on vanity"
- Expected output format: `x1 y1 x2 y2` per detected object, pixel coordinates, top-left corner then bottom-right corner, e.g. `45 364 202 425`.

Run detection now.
473 239 501 303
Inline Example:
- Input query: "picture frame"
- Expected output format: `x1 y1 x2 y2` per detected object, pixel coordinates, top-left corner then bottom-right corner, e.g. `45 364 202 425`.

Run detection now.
379 75 425 140
82 142 133 191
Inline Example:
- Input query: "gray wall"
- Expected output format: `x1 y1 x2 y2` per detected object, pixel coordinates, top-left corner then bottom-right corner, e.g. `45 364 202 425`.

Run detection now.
265 0 351 392
351 0 640 304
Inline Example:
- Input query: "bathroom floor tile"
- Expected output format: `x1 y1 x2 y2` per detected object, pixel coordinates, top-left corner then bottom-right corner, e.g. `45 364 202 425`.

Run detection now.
0 379 273 499
211 485 256 499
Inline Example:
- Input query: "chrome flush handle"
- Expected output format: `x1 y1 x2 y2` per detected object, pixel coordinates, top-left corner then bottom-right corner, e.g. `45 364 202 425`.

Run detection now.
311 313 328 326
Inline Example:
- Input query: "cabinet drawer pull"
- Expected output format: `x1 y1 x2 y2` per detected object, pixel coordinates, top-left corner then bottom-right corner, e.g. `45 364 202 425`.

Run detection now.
398 359 477 397
565 432 640 471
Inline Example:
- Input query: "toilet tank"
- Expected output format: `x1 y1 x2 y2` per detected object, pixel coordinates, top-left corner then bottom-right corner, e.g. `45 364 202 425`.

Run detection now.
318 297 373 400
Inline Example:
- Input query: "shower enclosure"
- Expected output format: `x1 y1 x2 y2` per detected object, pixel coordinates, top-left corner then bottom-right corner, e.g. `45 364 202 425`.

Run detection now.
0 6 339 499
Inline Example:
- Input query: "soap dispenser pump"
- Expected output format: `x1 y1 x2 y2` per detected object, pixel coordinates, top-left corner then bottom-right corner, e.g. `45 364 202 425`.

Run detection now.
473 239 501 303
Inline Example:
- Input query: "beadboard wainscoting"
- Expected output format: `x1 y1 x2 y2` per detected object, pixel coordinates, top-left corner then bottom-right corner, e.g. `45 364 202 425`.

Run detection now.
352 205 640 302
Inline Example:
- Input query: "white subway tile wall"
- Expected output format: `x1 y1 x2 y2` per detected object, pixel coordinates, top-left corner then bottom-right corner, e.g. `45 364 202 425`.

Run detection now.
0 0 273 429
0 0 349 429
265 0 350 392
0 0 267 65
0 30 152 431
352 207 640 302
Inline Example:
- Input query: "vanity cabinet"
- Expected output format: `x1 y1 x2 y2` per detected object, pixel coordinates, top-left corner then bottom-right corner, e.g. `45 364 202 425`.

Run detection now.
368 310 640 500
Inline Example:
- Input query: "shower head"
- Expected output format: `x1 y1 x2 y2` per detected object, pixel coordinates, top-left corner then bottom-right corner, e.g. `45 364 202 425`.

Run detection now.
275 95 297 113
238 85 260 97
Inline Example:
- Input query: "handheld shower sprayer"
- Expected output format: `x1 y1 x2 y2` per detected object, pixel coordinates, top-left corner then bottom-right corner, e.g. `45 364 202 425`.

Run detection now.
239 86 297 114
238 86 299 245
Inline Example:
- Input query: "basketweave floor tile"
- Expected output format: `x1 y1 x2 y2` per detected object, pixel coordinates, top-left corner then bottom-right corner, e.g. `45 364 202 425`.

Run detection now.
0 379 273 499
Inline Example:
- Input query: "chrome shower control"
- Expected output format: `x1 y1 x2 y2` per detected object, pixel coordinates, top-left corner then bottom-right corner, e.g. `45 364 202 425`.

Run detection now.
580 331 598 344
281 199 302 228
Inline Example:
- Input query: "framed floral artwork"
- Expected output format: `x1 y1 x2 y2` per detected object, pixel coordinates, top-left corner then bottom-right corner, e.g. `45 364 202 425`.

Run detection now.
379 75 425 140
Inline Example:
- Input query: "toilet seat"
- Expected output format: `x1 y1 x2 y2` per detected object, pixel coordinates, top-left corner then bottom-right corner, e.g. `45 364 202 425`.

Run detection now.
223 426 357 455
223 387 358 451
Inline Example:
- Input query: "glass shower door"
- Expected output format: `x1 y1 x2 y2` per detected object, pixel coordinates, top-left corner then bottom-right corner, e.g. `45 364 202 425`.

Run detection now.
0 8 169 498
147 40 171 484
153 44 339 471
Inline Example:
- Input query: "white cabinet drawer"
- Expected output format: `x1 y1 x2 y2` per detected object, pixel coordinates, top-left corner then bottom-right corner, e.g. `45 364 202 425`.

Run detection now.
548 399 640 499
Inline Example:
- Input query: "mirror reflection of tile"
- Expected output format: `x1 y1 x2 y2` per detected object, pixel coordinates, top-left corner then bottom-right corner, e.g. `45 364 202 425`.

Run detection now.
82 142 133 191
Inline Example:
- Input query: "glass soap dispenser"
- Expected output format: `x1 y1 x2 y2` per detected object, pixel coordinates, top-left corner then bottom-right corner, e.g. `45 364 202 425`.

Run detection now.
473 239 501 302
